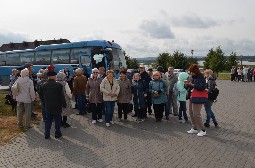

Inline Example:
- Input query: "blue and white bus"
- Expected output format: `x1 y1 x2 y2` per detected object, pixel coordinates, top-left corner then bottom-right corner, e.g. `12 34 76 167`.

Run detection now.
0 40 126 86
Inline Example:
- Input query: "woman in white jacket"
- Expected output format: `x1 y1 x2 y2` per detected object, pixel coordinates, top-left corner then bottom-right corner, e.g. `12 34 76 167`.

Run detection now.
100 70 120 127
14 68 36 129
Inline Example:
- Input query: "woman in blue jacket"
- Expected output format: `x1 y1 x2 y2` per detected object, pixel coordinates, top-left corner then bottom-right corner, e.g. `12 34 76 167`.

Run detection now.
149 71 167 122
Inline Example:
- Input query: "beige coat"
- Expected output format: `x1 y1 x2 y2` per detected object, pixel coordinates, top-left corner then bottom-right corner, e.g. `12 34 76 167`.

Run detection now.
100 77 120 101
14 77 36 103
117 78 132 103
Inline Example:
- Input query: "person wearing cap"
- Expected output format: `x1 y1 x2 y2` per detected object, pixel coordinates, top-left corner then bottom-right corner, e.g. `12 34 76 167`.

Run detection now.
14 68 36 129
137 64 152 117
147 68 153 80
86 68 104 124
73 68 87 115
40 71 67 139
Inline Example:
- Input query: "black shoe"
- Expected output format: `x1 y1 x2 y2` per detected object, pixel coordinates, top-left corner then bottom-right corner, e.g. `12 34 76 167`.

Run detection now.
132 114 137 117
204 122 210 127
166 116 169 120
63 123 70 128
76 113 84 115
214 122 219 127
156 118 162 122
45 136 50 139
55 133 62 139
173 114 178 116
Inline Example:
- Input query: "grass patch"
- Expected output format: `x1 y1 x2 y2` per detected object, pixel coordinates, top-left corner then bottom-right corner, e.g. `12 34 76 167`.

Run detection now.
217 73 231 80
0 93 42 146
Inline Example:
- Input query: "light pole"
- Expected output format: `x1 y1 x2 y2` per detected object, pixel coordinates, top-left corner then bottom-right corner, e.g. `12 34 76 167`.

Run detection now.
191 50 194 57
240 55 243 67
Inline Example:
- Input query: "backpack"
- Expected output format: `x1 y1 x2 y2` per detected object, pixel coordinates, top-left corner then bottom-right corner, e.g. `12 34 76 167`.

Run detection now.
173 82 179 96
208 88 219 101
11 81 19 96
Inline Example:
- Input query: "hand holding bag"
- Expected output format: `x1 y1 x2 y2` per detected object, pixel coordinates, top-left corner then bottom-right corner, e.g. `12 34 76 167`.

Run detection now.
190 89 208 104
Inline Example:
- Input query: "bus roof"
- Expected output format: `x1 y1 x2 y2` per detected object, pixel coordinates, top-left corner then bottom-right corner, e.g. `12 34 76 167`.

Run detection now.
35 40 122 51
0 49 35 55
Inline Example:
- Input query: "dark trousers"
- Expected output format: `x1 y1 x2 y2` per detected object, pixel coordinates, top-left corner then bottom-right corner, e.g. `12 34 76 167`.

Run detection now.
153 103 164 119
41 101 47 121
45 114 62 137
104 101 115 123
90 103 103 120
135 107 146 119
117 103 128 119
147 94 152 114
178 101 188 121
77 94 86 114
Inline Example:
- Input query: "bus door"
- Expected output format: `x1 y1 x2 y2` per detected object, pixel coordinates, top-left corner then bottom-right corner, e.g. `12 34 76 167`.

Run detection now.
79 54 92 76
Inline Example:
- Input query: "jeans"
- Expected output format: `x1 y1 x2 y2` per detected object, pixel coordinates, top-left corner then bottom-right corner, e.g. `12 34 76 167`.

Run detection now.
117 103 128 119
178 101 188 121
204 101 217 124
45 114 62 137
77 94 86 114
104 101 115 123
41 101 47 121
90 103 103 120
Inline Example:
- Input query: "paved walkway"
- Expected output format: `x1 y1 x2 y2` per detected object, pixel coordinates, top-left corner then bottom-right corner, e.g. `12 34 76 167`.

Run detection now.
0 81 255 168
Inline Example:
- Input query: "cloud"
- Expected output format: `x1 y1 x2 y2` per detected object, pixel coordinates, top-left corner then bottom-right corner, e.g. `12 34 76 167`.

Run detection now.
171 13 219 29
0 29 31 45
139 20 175 39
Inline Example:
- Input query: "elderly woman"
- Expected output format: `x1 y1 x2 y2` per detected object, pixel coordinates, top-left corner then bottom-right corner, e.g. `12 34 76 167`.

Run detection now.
100 70 120 127
132 73 147 122
204 69 218 127
149 71 167 122
14 68 36 129
56 72 73 128
117 70 132 122
186 64 207 137
86 68 103 124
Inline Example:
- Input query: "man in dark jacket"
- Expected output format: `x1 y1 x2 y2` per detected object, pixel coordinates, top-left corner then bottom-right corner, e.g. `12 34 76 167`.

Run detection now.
41 71 67 139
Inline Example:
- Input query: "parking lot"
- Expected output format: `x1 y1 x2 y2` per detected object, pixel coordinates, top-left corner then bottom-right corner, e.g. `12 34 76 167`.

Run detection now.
0 80 255 168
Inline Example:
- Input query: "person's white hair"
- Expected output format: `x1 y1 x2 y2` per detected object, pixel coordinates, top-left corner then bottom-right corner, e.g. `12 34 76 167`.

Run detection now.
20 68 29 77
92 68 99 73
56 72 66 81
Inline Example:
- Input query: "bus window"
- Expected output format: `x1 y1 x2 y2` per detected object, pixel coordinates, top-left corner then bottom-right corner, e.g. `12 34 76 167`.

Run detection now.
52 49 70 64
20 52 35 65
80 56 91 67
6 53 20 66
71 48 91 64
0 54 6 65
35 51 51 65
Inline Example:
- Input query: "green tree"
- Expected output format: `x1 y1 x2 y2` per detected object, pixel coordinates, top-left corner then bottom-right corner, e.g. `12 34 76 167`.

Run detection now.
169 50 187 70
204 46 226 75
126 56 139 69
226 52 238 71
186 57 198 69
153 52 171 71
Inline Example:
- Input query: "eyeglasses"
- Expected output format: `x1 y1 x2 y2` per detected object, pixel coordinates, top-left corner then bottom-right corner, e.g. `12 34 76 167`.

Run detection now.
154 75 160 76
93 72 98 74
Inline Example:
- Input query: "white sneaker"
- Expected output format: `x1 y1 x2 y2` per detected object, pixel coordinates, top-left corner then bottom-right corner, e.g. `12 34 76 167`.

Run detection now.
92 120 96 124
197 130 206 137
98 119 103 123
110 121 114 125
187 128 199 134
106 123 110 127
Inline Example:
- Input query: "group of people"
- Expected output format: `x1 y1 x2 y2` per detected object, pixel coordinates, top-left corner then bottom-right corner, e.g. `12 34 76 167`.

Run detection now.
230 66 255 82
9 63 219 139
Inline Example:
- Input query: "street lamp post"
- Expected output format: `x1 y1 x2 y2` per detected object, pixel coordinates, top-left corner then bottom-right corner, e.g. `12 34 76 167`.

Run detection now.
240 55 243 67
191 50 194 57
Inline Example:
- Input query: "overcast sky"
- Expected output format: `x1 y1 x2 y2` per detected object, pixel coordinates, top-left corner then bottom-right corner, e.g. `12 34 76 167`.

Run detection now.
0 0 254 57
